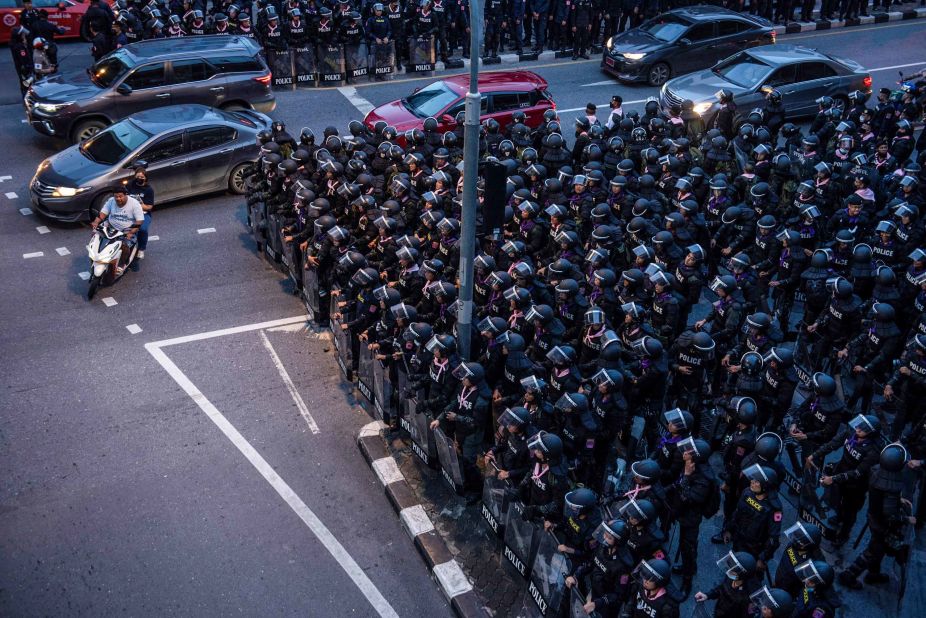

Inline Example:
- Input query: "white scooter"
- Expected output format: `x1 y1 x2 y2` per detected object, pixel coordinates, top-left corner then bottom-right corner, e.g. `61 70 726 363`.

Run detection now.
86 222 138 300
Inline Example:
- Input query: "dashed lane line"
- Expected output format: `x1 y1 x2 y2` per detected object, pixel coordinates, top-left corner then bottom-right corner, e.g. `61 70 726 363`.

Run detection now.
101 297 117 307
23 252 43 259
36 226 50 234
126 324 142 334
19 208 32 215
55 247 70 256
6 192 19 199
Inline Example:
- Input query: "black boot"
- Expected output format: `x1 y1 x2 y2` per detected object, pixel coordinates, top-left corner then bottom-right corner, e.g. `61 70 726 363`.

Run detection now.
838 570 863 589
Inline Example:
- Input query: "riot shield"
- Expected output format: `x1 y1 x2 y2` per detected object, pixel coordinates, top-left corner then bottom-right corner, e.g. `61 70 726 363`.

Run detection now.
330 290 353 380
481 473 512 539
433 426 465 494
344 43 369 81
401 397 440 468
264 213 284 266
407 36 435 74
357 342 375 404
318 44 346 86
302 265 321 316
518 530 570 617
248 200 265 248
282 239 302 290
502 501 539 581
293 45 316 87
569 587 591 618
267 49 295 90
371 41 396 80
372 357 394 422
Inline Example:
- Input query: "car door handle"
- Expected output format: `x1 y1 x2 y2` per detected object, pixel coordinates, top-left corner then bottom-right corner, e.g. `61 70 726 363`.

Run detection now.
822 82 834 87
219 148 233 154
170 160 187 166
210 86 225 92
155 93 170 98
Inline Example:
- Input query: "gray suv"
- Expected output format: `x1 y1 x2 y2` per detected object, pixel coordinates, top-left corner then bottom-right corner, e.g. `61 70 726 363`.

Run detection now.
25 35 276 144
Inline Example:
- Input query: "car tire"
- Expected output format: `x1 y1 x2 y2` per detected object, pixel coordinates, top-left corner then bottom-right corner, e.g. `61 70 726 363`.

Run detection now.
832 95 848 114
228 164 249 195
90 192 111 221
72 118 108 144
647 63 671 87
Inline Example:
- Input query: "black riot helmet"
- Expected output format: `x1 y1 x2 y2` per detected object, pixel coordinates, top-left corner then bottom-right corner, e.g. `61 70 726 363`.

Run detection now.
879 443 909 472
754 432 783 461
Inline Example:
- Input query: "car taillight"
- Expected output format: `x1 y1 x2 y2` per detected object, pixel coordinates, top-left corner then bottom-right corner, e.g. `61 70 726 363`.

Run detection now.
769 30 776 42
254 73 272 86
863 75 872 89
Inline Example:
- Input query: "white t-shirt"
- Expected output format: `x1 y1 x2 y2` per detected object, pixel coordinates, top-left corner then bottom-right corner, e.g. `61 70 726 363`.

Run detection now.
102 195 145 231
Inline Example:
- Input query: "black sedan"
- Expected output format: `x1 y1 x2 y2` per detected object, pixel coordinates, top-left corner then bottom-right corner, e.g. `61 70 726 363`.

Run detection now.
30 105 270 222
601 6 776 87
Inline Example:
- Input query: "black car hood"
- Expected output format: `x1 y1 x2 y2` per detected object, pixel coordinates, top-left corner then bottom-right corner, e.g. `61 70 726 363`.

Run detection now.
32 70 101 103
610 29 665 53
40 145 111 187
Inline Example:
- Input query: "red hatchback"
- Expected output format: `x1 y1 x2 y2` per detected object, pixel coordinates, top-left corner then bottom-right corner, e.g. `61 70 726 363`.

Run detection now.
363 70 555 139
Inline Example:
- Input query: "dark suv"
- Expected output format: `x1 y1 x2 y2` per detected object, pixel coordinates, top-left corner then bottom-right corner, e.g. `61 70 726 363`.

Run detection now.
25 35 275 144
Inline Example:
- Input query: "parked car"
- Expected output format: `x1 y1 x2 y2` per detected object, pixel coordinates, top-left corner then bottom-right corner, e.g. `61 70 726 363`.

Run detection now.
363 70 555 140
30 104 270 222
660 44 872 124
601 6 775 87
24 35 275 144
0 0 106 44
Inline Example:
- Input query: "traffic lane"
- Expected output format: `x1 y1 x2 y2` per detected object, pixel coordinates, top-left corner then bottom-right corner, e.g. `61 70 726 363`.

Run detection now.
0 351 393 617
162 328 452 615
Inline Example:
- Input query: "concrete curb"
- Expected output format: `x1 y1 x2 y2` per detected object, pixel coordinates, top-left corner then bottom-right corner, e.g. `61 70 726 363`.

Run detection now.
357 421 490 618
425 7 926 72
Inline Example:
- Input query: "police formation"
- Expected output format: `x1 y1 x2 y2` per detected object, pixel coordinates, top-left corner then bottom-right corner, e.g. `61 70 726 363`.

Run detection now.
242 79 926 618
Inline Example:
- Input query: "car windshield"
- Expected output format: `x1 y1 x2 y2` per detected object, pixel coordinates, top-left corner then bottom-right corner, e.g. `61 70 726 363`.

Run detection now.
712 53 770 88
90 51 132 88
402 82 458 118
640 16 689 42
79 120 151 165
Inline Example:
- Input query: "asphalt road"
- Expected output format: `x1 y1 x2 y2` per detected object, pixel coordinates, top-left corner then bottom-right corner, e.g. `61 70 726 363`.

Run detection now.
0 21 925 616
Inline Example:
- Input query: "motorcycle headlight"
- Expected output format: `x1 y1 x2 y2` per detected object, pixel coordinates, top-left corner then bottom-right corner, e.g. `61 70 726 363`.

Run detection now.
622 52 646 61
51 186 90 197
693 101 713 115
34 101 75 114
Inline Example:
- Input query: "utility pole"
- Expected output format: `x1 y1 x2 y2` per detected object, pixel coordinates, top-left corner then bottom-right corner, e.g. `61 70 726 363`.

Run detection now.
456 0 482 361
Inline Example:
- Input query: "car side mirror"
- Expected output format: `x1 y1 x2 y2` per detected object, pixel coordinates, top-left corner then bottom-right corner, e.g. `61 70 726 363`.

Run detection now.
678 38 691 46
116 83 132 95
413 87 421 94
441 114 455 126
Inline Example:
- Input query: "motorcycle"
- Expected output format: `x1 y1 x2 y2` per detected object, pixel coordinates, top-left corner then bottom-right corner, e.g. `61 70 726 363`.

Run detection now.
86 222 138 300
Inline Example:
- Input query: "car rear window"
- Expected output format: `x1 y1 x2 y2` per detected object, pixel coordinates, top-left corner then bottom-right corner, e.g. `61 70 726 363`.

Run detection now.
209 54 264 74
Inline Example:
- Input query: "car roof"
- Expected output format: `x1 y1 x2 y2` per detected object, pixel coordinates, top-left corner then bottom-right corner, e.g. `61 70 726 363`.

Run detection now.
745 44 834 66
127 105 235 132
442 70 549 94
121 35 260 62
665 5 759 21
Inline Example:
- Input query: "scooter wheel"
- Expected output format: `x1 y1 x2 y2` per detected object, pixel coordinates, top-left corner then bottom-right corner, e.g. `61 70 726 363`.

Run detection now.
87 275 101 300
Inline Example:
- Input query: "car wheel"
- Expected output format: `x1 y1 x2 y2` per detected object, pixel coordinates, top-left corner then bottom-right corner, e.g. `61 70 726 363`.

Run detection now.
647 63 671 87
228 164 249 195
90 192 111 221
832 95 848 114
72 119 108 144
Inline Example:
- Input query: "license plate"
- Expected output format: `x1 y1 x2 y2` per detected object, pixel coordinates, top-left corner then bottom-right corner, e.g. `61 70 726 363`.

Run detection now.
605 57 615 67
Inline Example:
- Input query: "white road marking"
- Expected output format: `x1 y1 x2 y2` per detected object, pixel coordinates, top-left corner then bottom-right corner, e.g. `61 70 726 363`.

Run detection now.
6 192 18 199
78 271 90 280
20 119 26 123
23 251 43 259
149 235 160 241
337 85 376 116
19 207 32 215
126 324 142 334
266 322 309 333
259 330 321 434
197 227 216 234
55 247 70 256
0 175 13 181
102 297 117 307
36 226 50 234
869 61 926 73
145 316 400 618
580 79 617 87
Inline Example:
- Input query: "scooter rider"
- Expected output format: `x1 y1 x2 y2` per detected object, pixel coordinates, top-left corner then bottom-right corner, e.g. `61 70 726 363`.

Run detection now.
125 161 155 260
89 187 144 274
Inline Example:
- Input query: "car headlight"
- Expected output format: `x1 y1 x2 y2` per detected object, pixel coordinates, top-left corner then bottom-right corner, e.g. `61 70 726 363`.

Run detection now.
622 52 646 61
51 186 90 198
35 101 74 114
693 102 713 115
606 37 613 50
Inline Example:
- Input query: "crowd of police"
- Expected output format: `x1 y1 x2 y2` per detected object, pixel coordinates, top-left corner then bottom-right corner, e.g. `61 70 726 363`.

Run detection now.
241 76 926 617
